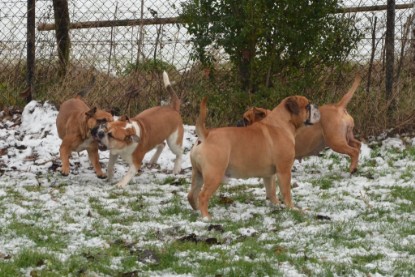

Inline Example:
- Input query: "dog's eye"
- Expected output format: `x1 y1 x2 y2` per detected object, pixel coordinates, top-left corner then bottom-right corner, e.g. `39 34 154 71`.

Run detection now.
108 132 113 138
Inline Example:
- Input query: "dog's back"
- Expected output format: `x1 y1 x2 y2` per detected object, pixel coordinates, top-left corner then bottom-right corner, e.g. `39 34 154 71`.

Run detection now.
56 98 89 139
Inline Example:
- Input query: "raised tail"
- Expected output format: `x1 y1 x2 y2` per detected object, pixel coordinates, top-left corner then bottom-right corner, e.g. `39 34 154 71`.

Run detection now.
163 71 181 112
196 97 209 141
336 74 362 108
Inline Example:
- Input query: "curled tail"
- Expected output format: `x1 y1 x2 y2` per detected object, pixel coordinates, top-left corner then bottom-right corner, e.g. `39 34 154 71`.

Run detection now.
336 74 361 108
163 71 181 112
196 97 209 141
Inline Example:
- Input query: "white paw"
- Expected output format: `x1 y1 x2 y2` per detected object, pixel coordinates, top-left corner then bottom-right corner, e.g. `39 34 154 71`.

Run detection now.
115 182 127 189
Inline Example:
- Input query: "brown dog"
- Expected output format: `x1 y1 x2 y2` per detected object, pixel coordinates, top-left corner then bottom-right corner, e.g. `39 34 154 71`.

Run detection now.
56 97 113 177
189 96 320 220
240 75 362 173
98 71 184 188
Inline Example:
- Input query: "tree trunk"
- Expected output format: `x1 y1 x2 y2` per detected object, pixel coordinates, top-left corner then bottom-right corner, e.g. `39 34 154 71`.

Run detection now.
53 0 71 75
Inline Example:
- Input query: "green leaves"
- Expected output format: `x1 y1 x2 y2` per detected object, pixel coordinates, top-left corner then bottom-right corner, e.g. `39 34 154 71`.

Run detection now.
180 0 361 90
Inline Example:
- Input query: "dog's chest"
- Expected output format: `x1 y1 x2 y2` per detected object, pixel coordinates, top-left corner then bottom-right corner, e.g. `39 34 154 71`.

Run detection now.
75 137 93 152
111 143 137 164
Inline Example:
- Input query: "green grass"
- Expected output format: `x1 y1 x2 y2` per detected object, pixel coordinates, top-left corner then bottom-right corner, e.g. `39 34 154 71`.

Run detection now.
1 144 415 276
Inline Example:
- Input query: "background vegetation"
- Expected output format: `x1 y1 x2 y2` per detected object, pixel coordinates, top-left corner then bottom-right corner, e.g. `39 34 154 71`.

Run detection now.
1 0 415 139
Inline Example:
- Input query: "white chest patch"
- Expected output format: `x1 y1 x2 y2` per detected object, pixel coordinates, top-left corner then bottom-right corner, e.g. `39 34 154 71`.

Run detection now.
111 142 138 164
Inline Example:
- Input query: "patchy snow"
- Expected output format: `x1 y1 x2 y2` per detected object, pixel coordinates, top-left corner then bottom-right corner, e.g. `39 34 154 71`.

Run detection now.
0 100 414 275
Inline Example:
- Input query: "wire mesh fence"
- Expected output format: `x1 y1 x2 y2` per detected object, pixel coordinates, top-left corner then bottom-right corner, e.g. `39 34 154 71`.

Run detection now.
0 0 414 129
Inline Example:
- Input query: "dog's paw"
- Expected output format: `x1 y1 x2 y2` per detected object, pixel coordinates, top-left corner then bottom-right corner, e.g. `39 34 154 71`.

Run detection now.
115 182 127 189
60 170 69 176
202 216 212 222
96 173 107 179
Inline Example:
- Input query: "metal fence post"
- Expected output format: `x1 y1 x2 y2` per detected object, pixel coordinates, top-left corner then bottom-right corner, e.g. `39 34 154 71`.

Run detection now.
385 0 395 108
26 0 36 103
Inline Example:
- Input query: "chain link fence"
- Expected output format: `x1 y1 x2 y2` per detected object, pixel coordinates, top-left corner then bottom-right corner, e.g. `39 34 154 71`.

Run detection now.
1 0 415 131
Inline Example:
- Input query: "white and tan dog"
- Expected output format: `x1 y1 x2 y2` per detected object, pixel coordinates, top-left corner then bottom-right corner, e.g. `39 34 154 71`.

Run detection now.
98 71 184 188
189 96 320 219
240 75 361 173
56 97 113 177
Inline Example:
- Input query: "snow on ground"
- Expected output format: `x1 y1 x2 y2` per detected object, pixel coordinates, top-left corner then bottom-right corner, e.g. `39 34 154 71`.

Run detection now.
0 100 414 275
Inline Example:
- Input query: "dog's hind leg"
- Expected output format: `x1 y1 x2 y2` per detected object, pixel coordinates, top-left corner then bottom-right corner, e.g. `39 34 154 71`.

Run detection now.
198 169 225 220
188 169 203 210
59 145 71 176
263 175 280 205
327 138 360 173
166 128 184 174
276 164 294 209
347 127 361 150
59 135 81 176
148 143 165 165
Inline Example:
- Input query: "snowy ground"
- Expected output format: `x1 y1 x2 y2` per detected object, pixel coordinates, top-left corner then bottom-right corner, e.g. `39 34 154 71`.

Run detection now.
0 101 414 276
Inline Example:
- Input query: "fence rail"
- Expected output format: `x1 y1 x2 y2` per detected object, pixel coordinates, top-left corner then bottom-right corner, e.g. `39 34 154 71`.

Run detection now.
1 0 414 117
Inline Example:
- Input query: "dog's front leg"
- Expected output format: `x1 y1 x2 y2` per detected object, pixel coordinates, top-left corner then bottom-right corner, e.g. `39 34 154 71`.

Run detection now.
87 143 106 179
107 153 118 182
115 165 138 188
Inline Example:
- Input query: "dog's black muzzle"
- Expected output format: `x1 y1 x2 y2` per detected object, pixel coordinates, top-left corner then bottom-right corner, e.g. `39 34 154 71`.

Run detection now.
91 122 108 151
236 118 249 127
304 103 319 125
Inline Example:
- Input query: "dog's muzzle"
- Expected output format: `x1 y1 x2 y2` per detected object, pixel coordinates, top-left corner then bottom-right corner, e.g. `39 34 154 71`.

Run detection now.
305 103 320 125
236 118 249 127
91 123 108 151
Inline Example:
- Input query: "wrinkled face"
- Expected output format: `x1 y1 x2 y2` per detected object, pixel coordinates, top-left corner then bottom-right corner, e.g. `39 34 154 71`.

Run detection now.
97 118 140 151
87 109 113 150
87 108 113 130
237 107 269 127
284 96 320 127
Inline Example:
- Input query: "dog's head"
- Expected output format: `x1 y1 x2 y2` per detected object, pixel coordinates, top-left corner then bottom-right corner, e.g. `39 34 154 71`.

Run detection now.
237 107 270 127
87 108 114 150
96 115 140 151
283 96 320 128
86 107 113 130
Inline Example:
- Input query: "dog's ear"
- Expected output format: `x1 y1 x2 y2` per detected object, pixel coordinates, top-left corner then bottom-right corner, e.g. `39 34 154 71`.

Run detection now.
108 107 120 116
126 135 140 143
125 128 139 143
118 115 130 122
253 107 267 120
86 107 97 117
285 97 300 115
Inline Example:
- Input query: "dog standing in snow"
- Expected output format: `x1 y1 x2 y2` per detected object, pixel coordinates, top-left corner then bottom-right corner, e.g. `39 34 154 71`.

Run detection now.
97 71 184 188
189 95 320 220
239 75 362 173
56 97 113 178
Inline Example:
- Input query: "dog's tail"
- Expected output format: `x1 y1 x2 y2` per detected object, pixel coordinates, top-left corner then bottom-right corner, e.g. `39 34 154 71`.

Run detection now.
196 97 209 141
163 71 181 112
336 74 361 108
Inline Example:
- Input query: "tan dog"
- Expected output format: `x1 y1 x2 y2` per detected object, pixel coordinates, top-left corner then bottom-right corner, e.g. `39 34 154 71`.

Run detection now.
98 71 184 188
240 75 362 173
56 97 113 177
189 96 320 219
